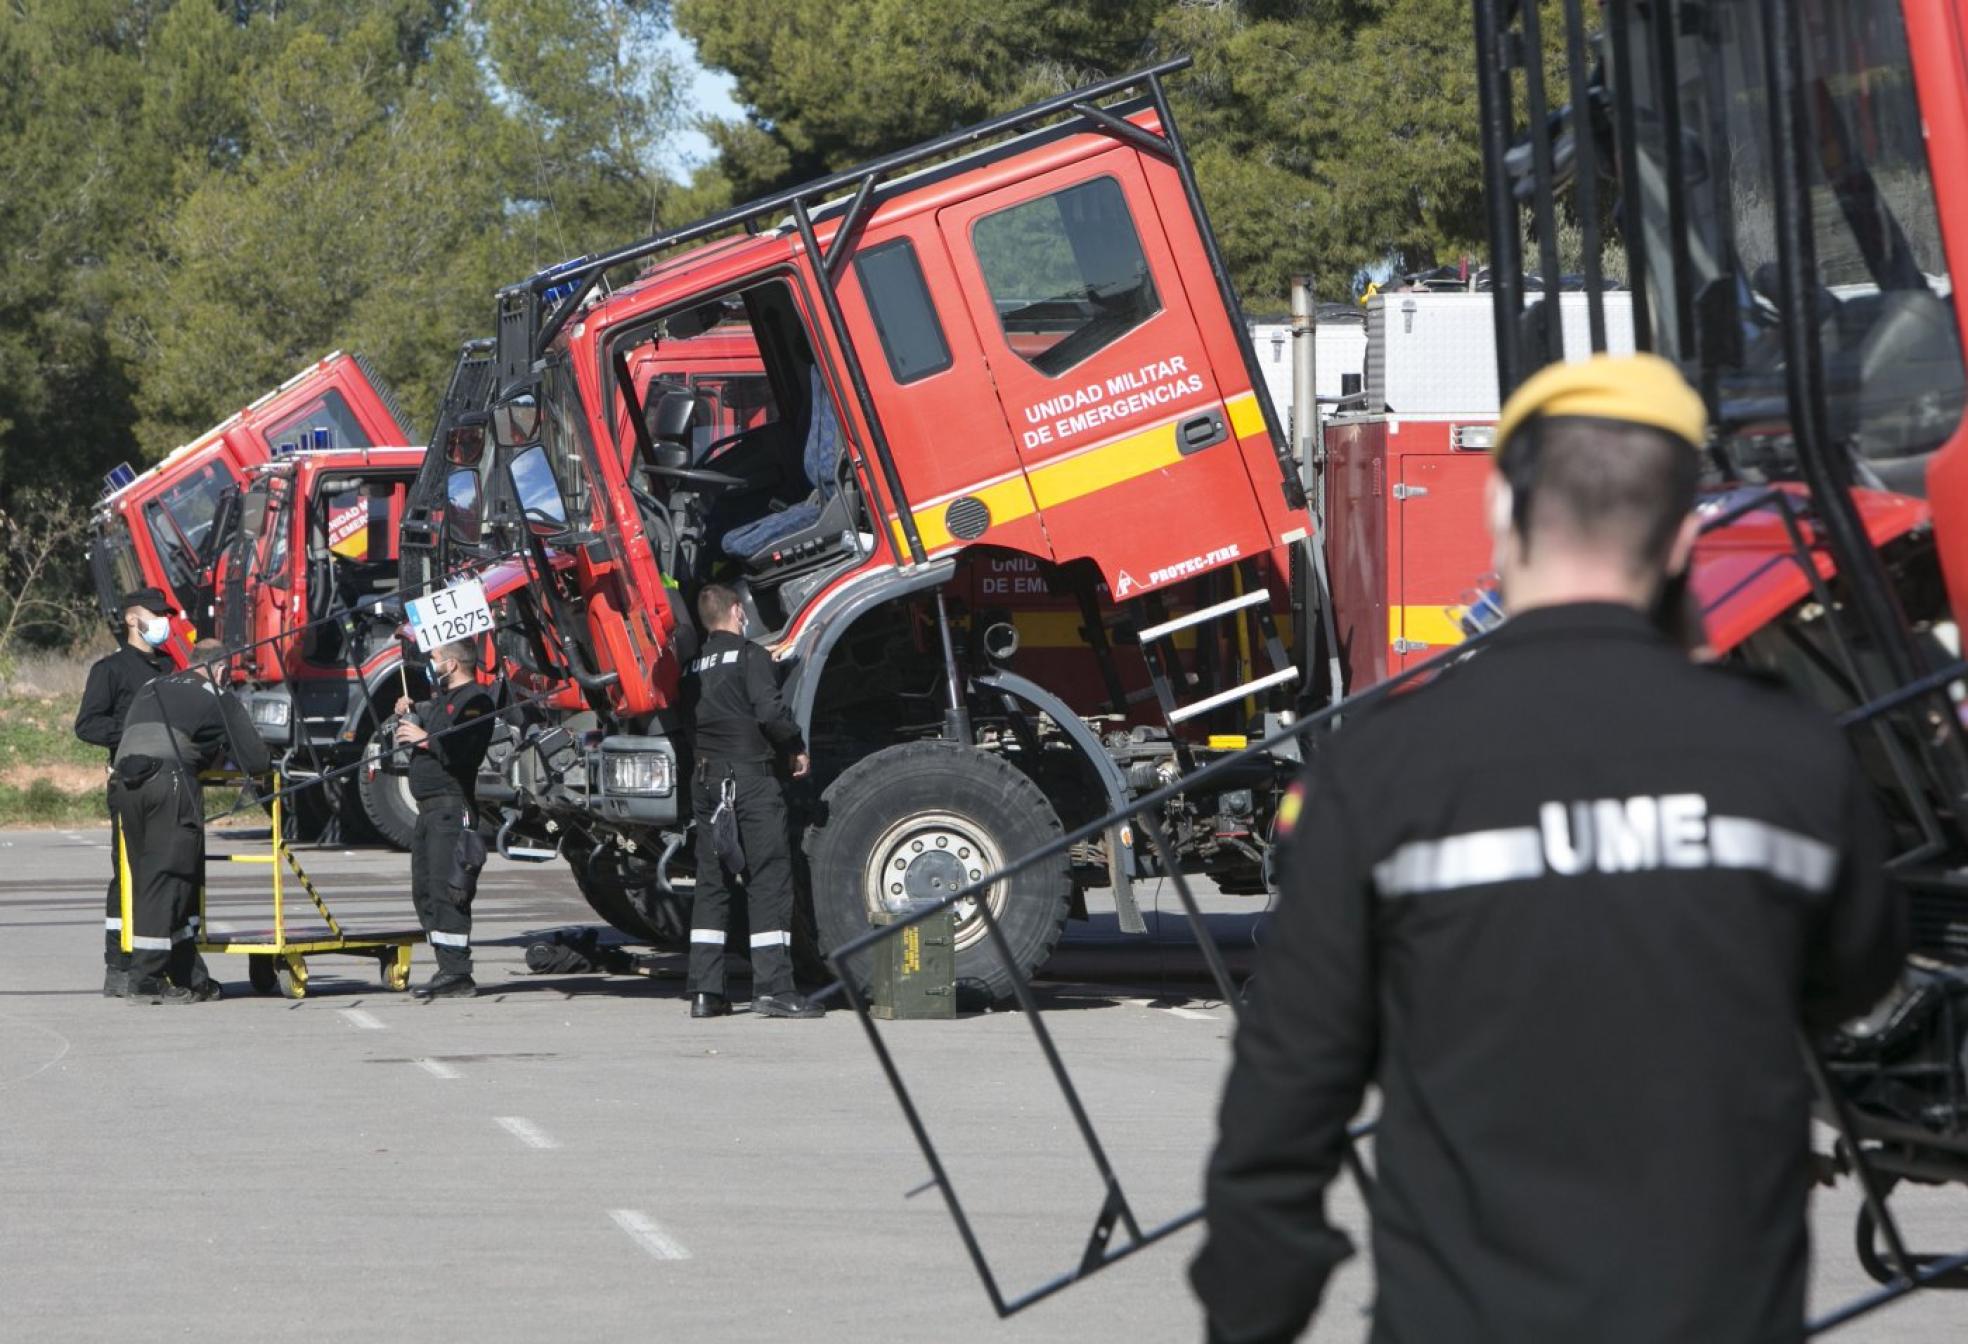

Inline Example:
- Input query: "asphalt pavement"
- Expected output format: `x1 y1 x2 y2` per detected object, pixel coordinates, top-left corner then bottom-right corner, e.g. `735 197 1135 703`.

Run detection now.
0 826 1962 1343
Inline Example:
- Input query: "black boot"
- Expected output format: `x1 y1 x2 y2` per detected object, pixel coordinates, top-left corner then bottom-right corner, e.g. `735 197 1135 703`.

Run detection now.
414 972 476 1000
127 982 198 1006
690 992 730 1019
754 992 823 1019
102 967 128 998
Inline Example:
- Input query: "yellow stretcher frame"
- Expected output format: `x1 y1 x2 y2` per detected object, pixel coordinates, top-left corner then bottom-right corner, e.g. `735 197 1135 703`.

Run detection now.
118 771 424 999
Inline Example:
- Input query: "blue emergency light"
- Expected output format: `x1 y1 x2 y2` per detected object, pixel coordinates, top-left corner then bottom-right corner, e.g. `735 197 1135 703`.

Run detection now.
275 441 299 456
102 462 138 496
541 254 594 307
312 426 331 451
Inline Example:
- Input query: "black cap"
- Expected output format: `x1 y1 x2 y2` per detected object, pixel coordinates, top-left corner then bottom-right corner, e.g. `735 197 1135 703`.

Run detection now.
119 586 177 616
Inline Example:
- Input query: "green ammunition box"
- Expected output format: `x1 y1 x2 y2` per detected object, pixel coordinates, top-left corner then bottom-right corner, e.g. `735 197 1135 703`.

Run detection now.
870 904 957 1020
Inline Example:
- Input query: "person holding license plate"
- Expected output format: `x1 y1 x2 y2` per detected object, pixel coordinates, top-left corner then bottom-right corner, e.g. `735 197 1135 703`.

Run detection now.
394 639 496 999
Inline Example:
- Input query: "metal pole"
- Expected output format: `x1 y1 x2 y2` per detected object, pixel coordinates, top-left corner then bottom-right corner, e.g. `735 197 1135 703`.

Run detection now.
1290 276 1321 516
1759 0 1930 707
933 589 972 743
1473 0 1527 398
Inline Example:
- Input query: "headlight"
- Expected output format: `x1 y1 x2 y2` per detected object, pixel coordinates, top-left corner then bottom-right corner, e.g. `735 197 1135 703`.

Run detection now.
601 750 673 797
251 696 291 728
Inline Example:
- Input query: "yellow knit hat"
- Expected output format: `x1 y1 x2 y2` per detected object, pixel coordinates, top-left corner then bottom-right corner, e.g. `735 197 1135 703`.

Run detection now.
1495 352 1708 452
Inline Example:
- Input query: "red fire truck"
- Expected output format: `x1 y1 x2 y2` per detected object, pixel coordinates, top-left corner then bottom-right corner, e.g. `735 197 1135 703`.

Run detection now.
215 445 428 844
86 352 414 650
465 61 1320 996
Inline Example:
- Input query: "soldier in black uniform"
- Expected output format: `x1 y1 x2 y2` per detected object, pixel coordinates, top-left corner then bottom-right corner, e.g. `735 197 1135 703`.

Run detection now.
1191 354 1907 1344
112 656 270 1005
683 583 819 1019
393 640 496 999
74 586 177 996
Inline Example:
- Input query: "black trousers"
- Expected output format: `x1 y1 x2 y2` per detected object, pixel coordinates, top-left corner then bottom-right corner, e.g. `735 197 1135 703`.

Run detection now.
687 762 794 999
411 793 482 976
104 788 128 972
108 765 211 992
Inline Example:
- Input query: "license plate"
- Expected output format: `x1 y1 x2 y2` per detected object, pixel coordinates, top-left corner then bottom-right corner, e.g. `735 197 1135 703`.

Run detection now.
405 577 494 653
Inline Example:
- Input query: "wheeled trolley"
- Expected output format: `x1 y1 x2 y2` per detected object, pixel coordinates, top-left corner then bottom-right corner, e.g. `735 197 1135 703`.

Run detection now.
118 772 424 999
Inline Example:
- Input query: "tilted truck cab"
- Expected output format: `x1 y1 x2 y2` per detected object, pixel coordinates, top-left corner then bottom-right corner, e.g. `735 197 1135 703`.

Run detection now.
87 352 413 649
477 60 1324 995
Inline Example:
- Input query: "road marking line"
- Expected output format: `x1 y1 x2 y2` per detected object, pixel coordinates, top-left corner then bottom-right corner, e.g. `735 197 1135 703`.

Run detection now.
495 1116 560 1150
1125 997 1221 1022
609 1209 691 1260
416 1058 459 1080
339 1009 386 1030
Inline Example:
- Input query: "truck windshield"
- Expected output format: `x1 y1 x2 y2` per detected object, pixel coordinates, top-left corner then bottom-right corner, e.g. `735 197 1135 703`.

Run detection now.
536 353 590 530
1624 0 1965 487
264 390 370 453
142 463 230 595
92 516 145 608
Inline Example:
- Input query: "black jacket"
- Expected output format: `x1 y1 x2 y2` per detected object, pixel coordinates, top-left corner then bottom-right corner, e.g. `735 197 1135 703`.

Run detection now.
683 629 804 765
1191 603 1905 1344
74 644 172 760
406 680 497 801
114 675 271 778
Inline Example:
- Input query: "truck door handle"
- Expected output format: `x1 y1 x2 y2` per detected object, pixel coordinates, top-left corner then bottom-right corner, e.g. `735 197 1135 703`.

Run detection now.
1179 413 1228 456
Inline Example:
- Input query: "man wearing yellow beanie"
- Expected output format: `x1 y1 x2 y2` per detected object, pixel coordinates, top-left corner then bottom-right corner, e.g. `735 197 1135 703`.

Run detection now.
1193 353 1904 1343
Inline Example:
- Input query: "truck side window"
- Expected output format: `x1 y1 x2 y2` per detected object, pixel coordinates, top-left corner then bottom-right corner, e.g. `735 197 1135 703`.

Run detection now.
266 390 368 452
972 175 1162 377
854 239 952 383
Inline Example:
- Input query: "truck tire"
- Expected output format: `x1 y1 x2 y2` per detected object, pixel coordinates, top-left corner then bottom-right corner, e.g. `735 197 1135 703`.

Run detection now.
566 845 688 950
356 722 419 850
806 742 1070 1002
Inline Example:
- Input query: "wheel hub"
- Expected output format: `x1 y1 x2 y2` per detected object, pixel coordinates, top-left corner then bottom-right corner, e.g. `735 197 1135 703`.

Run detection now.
864 813 1003 948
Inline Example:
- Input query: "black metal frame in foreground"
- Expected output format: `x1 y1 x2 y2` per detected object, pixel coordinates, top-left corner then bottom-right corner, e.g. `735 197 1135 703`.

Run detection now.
816 635 1481 1315
817 474 1968 1324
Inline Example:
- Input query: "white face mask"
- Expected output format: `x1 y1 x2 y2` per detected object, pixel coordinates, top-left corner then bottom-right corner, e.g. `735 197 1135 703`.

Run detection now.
139 617 170 648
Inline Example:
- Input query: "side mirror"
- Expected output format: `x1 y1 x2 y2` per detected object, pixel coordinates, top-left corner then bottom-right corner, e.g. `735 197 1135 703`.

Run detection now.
446 411 489 466
508 444 568 533
239 490 270 541
492 394 541 450
445 468 483 547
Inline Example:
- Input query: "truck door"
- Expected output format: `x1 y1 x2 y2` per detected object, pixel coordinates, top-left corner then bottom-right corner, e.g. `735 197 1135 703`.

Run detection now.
1393 450 1492 672
835 226 1045 560
936 150 1273 597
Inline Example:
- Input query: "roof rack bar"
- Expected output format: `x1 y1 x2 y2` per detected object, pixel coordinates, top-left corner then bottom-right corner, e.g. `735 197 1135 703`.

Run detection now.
1069 101 1171 159
824 170 882 282
520 56 1194 356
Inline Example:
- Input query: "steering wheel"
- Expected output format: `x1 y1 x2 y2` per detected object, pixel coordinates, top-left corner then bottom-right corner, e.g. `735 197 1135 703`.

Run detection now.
699 427 751 461
642 460 745 489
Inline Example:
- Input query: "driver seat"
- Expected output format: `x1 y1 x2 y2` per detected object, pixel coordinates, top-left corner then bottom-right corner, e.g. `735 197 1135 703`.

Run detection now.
719 366 843 561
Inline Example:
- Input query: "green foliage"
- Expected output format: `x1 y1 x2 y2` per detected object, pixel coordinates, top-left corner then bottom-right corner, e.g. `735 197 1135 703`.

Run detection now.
674 0 1553 309
0 0 1564 655
0 0 696 647
676 0 1163 199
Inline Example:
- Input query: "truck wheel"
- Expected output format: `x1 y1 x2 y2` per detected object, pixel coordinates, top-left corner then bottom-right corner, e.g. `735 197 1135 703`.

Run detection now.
566 845 688 950
806 742 1070 1003
356 723 419 850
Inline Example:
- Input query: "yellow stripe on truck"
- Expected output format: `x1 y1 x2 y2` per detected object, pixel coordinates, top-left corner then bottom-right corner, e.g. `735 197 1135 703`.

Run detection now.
1027 418 1183 509
1389 605 1469 650
890 391 1270 557
1225 391 1266 440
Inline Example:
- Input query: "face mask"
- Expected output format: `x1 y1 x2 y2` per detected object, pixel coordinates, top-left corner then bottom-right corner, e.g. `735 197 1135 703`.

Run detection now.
139 617 170 648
